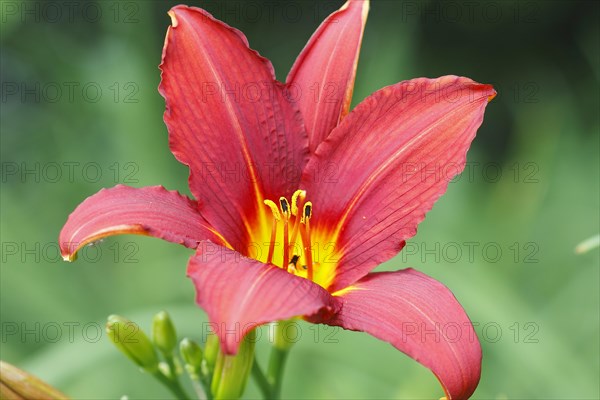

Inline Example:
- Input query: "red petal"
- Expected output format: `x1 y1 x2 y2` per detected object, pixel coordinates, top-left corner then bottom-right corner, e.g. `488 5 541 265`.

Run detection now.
301 76 496 291
287 0 369 152
160 6 309 249
187 243 337 354
319 270 481 399
59 185 223 261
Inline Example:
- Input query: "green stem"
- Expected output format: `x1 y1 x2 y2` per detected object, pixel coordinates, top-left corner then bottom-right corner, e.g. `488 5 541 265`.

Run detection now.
250 321 295 399
257 321 294 399
164 355 179 380
190 376 209 400
266 347 289 399
199 369 213 400
183 364 211 400
152 370 193 400
251 358 271 398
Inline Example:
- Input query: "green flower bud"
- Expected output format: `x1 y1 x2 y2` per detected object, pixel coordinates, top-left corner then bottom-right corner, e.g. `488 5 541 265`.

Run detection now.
180 338 203 370
152 311 177 355
106 315 159 373
203 331 220 374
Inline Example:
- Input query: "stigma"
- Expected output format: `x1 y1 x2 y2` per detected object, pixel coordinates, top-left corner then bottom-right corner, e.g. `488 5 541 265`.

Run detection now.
263 189 314 281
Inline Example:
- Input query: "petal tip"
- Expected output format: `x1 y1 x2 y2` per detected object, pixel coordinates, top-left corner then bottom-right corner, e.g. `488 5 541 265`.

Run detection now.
488 89 497 102
167 10 178 27
343 0 370 14
363 0 371 17
58 239 77 262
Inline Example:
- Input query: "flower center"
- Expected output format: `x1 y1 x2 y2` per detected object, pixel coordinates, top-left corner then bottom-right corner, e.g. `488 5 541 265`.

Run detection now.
263 190 315 281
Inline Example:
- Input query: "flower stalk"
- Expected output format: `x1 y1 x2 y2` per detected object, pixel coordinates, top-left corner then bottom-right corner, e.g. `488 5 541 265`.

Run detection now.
267 320 294 398
251 320 294 399
211 330 256 400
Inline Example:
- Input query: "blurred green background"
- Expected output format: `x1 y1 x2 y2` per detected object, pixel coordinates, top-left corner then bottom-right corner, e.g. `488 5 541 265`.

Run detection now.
1 0 598 398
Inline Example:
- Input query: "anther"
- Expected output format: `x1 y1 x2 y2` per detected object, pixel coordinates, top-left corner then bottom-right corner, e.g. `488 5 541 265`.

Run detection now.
289 255 299 267
301 201 313 223
287 254 299 274
264 200 281 221
304 203 312 218
279 197 290 219
291 190 306 216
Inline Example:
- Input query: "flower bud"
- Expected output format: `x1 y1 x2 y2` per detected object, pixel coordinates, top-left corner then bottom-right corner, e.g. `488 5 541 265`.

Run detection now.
152 311 177 355
106 314 159 372
180 338 203 370
203 331 220 374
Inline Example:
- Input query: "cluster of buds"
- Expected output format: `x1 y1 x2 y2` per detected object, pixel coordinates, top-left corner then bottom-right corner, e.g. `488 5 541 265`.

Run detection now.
105 311 255 400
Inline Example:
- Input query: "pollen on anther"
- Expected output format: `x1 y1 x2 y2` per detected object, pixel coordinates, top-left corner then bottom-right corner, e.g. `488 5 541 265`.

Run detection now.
264 200 281 221
291 190 306 216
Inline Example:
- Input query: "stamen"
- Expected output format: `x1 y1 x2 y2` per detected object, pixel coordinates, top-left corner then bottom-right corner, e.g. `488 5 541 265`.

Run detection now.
279 197 290 269
300 202 314 281
264 194 316 280
263 200 280 264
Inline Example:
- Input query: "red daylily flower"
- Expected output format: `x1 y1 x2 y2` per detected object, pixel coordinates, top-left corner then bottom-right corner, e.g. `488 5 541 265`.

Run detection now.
59 1 495 398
